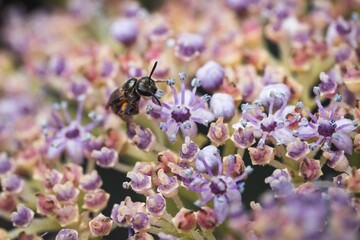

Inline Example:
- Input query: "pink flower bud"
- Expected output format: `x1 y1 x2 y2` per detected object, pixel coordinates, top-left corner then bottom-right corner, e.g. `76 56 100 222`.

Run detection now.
196 207 217 229
172 208 196 232
89 214 113 237
231 127 255 149
54 204 79 227
146 193 166 216
36 193 60 216
55 229 78 240
323 150 349 172
80 170 103 192
10 204 34 228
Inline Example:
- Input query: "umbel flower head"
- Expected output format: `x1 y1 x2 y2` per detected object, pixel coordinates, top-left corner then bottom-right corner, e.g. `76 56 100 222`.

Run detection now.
147 73 214 143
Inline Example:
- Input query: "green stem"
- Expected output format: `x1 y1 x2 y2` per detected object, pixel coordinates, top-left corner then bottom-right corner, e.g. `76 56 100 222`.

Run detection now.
113 162 134 173
268 160 287 169
172 195 184 209
202 230 216 240
8 218 60 239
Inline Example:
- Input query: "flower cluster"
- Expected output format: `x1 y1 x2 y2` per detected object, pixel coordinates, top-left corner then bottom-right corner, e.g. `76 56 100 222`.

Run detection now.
0 0 359 239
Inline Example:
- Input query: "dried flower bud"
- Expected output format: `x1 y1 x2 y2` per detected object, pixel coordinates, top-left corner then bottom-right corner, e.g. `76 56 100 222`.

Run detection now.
91 147 118 168
89 214 113 237
222 154 245 177
80 170 103 192
196 207 217 229
157 169 178 198
83 189 109 212
10 204 34 228
36 193 59 215
299 158 323 181
196 61 224 91
54 204 79 227
172 208 196 232
207 117 230 146
146 193 166 216
347 169 360 193
55 229 78 240
231 127 255 149
210 93 235 122
248 146 274 165
323 150 349 172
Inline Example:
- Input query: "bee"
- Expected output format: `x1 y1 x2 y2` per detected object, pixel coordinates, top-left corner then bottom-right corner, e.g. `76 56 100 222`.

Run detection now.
106 61 162 120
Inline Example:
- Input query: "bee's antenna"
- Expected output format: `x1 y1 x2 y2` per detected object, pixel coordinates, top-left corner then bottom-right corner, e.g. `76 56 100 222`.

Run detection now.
149 61 158 80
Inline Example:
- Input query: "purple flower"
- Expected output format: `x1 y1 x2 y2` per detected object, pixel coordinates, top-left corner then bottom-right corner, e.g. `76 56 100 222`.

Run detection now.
157 169 179 198
83 189 109 212
233 99 295 147
296 89 358 153
91 147 118 168
174 33 205 61
319 71 338 98
110 19 138 46
195 146 221 173
10 204 34 228
55 228 78 240
131 212 150 232
126 171 152 195
148 73 214 143
207 117 230 146
190 153 252 223
45 100 103 164
196 61 224 91
53 181 79 203
55 229 78 240
210 93 235 122
286 138 309 161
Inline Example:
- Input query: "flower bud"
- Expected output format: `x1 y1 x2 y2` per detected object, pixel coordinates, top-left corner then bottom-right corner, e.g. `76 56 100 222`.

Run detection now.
265 169 294 197
132 212 151 232
210 93 235 122
179 137 199 162
129 125 155 151
157 169 178 198
44 169 63 190
172 208 196 232
146 193 166 217
110 19 138 46
196 207 217 229
127 171 152 195
80 170 103 192
1 174 24 194
91 147 118 168
89 214 113 237
196 61 224 91
56 229 78 240
53 181 79 203
0 192 17 212
299 158 323 181
248 146 274 165
0 153 14 175
286 138 309 161
222 154 245 177
83 189 109 212
195 146 221 173
259 84 290 109
10 204 34 228
207 117 230 146
36 193 59 215
54 204 79 227
175 33 205 61
62 163 83 186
